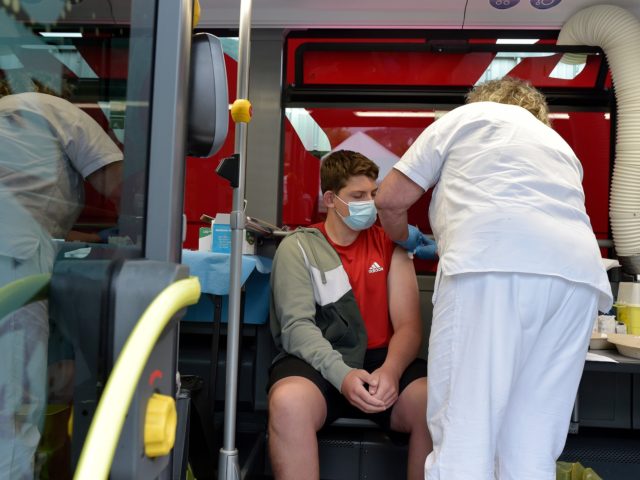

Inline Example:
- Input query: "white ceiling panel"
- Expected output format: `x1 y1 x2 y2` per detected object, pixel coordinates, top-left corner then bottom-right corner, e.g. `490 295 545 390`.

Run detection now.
464 0 640 30
198 0 468 29
57 0 640 30
197 0 640 29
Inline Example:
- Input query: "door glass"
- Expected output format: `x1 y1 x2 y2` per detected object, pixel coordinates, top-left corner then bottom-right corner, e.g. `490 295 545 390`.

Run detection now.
0 1 155 477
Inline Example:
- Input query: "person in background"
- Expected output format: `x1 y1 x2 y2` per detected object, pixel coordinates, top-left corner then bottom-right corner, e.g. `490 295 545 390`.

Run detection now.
268 150 432 480
375 76 613 480
0 81 123 479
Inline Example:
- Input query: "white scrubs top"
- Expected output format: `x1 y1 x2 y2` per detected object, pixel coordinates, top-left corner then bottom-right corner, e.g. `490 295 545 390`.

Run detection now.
0 92 123 250
394 101 613 313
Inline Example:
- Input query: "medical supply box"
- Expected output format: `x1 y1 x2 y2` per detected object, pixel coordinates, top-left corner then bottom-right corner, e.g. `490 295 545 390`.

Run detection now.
211 213 256 255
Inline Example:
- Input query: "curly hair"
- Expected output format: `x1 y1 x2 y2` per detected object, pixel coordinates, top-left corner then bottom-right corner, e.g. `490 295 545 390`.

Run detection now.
0 75 75 100
466 76 551 127
0 79 10 98
320 150 379 193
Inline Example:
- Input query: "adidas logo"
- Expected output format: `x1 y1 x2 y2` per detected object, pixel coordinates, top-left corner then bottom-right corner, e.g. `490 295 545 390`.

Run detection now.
368 261 384 273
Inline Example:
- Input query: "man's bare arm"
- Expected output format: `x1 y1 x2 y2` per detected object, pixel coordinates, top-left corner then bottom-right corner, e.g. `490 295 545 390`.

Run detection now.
385 246 422 374
369 246 422 406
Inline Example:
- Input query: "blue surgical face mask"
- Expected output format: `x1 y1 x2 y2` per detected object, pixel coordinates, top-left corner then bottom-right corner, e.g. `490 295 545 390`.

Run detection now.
334 194 377 231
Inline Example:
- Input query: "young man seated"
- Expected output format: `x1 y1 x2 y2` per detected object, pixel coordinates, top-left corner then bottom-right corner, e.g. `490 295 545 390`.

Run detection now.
267 150 432 480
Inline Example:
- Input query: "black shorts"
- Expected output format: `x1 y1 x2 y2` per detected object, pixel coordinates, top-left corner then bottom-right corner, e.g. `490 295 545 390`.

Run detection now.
267 348 427 431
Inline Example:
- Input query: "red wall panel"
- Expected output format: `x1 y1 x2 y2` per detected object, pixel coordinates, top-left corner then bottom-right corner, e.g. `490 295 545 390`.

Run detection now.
281 118 321 227
75 41 130 79
301 50 496 87
286 37 425 85
552 112 611 236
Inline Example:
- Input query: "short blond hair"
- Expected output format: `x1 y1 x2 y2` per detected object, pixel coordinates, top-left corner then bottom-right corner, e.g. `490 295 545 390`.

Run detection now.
466 77 551 126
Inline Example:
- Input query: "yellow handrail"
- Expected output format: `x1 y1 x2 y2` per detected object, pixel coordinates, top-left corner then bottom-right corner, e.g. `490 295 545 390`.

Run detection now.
0 273 51 320
74 276 201 480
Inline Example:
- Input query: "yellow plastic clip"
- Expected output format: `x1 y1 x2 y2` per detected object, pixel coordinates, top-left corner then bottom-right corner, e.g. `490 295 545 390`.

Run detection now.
144 393 177 458
193 0 201 28
231 99 252 123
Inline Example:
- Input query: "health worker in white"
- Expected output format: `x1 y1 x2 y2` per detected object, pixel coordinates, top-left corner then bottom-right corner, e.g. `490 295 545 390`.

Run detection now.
375 77 613 480
0 88 123 479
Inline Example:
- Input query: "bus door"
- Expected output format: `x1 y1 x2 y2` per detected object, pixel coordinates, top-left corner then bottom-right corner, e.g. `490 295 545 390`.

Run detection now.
0 1 226 478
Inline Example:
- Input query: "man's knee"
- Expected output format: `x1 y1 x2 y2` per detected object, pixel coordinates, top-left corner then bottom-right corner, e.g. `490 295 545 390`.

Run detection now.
391 377 428 433
268 377 326 431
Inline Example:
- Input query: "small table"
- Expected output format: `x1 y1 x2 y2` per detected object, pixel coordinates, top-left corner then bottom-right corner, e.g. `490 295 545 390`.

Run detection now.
180 250 272 419
181 250 272 325
570 349 640 434
585 349 640 374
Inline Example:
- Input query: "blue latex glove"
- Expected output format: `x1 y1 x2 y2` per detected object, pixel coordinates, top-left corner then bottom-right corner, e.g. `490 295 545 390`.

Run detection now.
414 237 438 260
98 226 119 243
395 225 424 252
395 225 438 260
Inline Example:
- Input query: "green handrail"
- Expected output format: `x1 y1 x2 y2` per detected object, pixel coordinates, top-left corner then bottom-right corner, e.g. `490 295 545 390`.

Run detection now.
74 276 201 480
0 273 51 320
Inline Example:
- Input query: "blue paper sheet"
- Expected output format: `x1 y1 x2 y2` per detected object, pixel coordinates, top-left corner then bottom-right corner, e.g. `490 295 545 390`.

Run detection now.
181 250 272 324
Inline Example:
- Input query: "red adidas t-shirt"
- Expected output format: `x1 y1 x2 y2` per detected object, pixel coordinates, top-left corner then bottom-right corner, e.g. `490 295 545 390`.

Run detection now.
314 223 396 348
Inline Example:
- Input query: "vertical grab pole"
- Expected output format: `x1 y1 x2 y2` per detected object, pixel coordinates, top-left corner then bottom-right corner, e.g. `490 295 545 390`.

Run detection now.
219 0 252 479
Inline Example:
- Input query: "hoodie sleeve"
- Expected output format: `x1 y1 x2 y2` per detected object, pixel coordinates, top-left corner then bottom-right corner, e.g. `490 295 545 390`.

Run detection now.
270 234 353 391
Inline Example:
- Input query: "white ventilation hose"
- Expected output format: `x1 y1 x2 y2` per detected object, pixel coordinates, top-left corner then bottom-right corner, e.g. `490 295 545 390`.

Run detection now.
558 5 640 275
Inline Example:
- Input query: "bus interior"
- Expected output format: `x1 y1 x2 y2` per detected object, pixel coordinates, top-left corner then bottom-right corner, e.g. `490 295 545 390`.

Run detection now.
1 0 640 479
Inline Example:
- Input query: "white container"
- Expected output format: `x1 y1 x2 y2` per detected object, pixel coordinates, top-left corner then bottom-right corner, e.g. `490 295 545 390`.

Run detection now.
597 315 616 334
618 282 640 305
607 333 640 360
589 333 614 350
198 227 212 252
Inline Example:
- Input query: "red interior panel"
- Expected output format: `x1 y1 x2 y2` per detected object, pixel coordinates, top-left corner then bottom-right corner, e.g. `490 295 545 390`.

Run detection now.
282 118 322 227
301 49 496 87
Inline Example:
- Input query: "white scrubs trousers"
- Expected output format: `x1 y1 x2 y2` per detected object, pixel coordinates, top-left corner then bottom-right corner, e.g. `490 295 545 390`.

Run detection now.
0 239 54 480
425 272 598 480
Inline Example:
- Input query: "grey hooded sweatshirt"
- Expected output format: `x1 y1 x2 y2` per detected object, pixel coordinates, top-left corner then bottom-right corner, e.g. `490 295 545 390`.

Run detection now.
270 227 368 391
